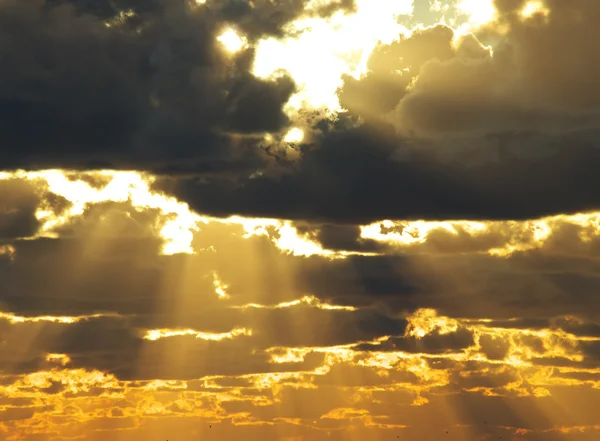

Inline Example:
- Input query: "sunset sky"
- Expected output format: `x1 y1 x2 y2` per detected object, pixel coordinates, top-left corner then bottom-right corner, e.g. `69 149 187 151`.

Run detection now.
1 1 600 440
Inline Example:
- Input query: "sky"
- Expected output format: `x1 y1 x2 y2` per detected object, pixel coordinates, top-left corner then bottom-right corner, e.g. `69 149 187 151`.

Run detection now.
1 0 600 440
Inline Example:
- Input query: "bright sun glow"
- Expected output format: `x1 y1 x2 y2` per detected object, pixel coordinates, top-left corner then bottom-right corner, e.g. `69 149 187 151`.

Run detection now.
0 170 369 258
217 27 247 53
520 1 550 19
252 0 413 113
456 0 497 30
284 127 305 143
23 170 199 255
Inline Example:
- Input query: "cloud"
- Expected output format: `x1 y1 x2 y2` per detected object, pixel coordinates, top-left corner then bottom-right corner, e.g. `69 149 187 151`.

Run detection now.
0 0 296 173
2 2 600 440
153 0 600 223
0 179 41 240
3 1 600 222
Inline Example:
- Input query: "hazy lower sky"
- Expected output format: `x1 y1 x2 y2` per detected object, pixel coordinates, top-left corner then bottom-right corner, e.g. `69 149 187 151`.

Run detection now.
1 1 600 440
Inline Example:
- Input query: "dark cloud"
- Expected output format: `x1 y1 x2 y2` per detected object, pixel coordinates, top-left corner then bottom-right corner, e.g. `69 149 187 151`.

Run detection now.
296 223 385 253
2 1 600 223
212 0 356 40
0 0 295 172
0 180 41 240
154 0 600 223
478 334 511 360
3 3 600 436
356 327 475 354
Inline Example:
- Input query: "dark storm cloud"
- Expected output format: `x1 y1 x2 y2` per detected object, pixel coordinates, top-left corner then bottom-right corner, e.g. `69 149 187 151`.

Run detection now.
0 179 41 240
3 0 600 224
0 0 295 172
154 0 600 223
211 0 356 40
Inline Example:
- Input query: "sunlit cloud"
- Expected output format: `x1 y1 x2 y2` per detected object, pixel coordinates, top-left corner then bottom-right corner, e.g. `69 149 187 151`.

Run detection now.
0 244 16 260
143 327 252 341
360 212 600 256
0 169 199 255
212 271 230 299
0 311 120 324
0 170 367 258
283 127 305 143
520 1 550 19
233 294 358 311
455 0 497 30
252 0 413 113
405 308 460 338
2 1 600 439
45 353 71 366
217 27 247 53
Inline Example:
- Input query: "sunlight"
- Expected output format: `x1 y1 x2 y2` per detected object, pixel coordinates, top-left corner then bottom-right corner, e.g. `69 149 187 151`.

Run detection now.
217 27 247 53
18 170 200 255
45 353 71 366
405 309 460 339
283 127 305 143
252 0 413 113
520 1 550 19
143 327 252 341
0 170 367 258
3 1 600 438
233 294 357 311
0 311 118 324
0 244 16 260
456 0 497 29
360 213 600 257
212 271 230 299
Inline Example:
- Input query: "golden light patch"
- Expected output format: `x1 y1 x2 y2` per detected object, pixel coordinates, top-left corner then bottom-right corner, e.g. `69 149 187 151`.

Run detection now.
12 369 120 394
361 212 600 256
143 327 252 341
0 244 16 260
455 0 497 30
520 1 550 19
233 294 357 311
283 127 305 143
212 271 230 299
321 407 369 420
252 0 413 113
217 27 247 53
45 353 71 366
0 170 362 258
361 219 487 246
104 9 136 28
228 216 371 258
0 311 116 324
267 347 313 364
266 344 357 367
143 379 188 390
405 308 460 338
10 169 199 255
